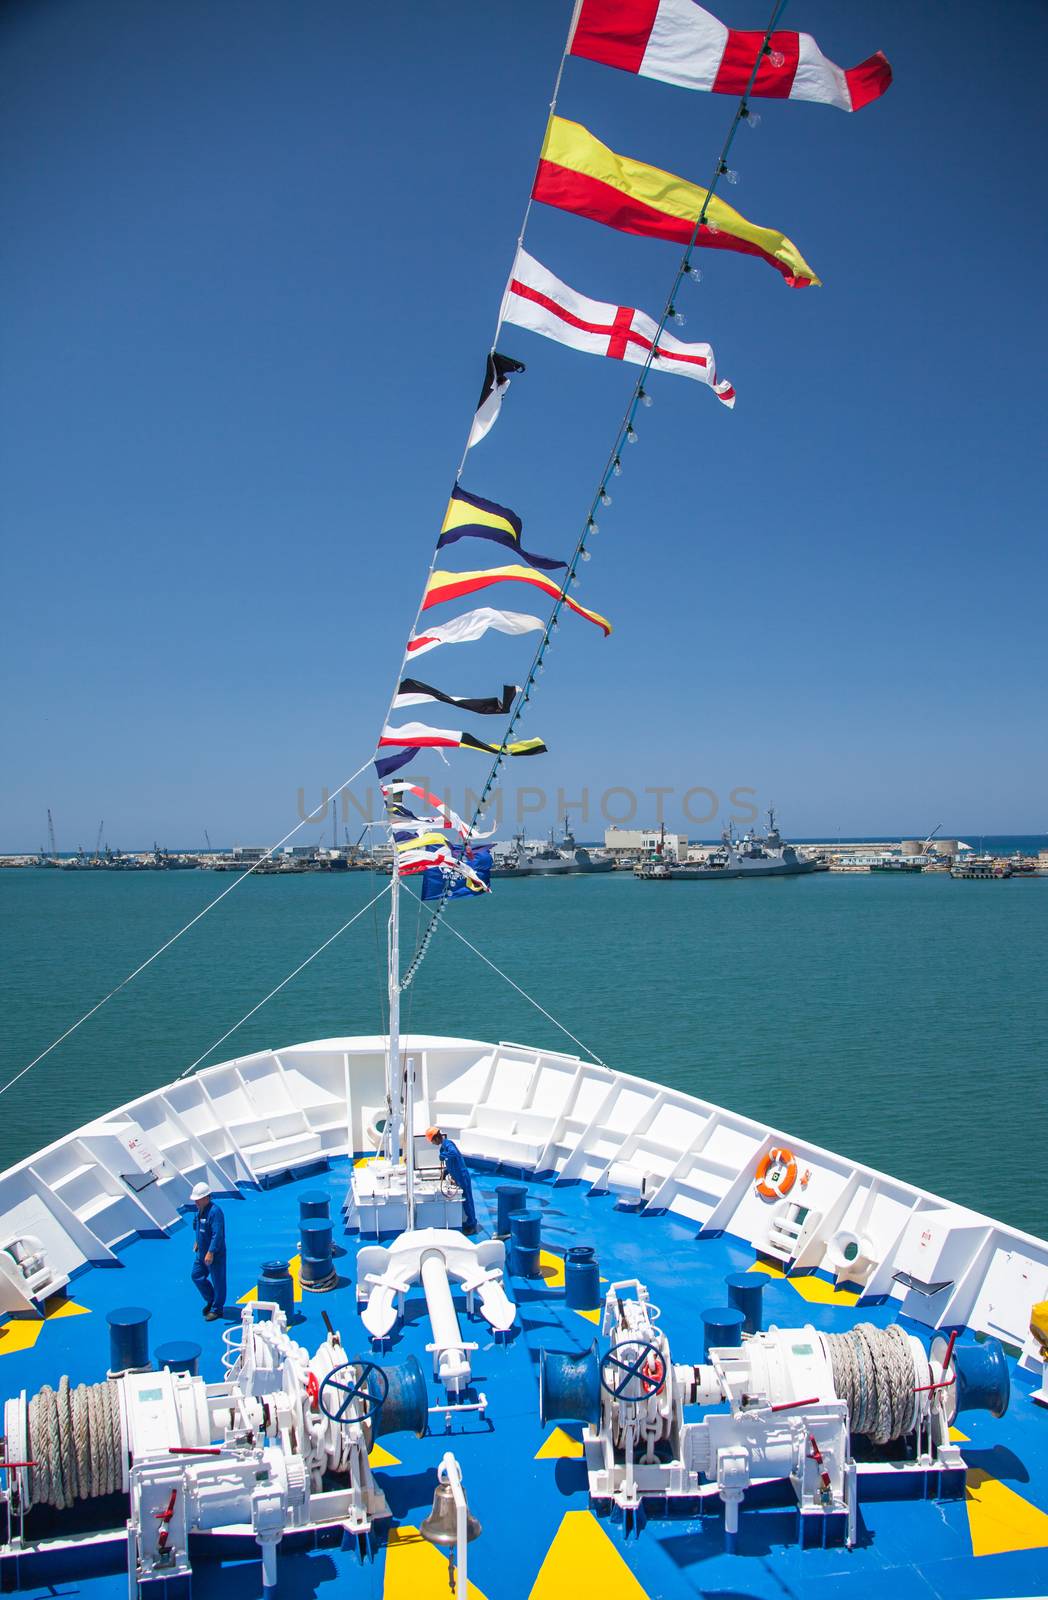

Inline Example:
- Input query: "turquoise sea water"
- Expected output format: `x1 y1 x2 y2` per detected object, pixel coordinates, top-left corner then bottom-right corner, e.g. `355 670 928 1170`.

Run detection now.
1 865 1045 1237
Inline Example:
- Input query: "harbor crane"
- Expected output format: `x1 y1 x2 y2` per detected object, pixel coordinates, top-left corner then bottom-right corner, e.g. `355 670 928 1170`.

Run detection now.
46 809 57 860
93 821 104 863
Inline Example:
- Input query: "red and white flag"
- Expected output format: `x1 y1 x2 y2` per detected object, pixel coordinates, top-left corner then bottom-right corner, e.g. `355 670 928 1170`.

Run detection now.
568 0 892 114
500 248 735 407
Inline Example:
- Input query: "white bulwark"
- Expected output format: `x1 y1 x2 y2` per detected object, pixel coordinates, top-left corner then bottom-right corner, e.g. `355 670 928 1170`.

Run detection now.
603 826 688 861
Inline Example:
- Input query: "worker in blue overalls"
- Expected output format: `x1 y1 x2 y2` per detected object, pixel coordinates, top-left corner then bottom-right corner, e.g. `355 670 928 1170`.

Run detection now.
190 1181 227 1320
426 1127 478 1234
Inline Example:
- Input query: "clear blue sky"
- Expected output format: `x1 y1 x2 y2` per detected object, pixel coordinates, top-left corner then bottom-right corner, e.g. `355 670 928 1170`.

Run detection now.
3 0 1045 850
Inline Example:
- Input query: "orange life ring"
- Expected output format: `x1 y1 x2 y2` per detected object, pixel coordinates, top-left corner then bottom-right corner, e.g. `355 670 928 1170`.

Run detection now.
755 1147 798 1201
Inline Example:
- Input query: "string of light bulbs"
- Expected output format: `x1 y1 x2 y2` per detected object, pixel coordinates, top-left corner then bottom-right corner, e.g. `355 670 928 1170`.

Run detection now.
399 0 791 991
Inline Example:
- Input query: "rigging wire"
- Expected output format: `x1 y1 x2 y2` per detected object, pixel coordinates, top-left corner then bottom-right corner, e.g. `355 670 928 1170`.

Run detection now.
177 881 392 1079
428 899 608 1070
0 756 375 1101
400 0 791 989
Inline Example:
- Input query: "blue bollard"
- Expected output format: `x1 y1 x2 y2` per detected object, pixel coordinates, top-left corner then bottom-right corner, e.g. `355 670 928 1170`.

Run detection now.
565 1246 601 1310
155 1339 202 1377
299 1219 336 1291
299 1190 330 1224
496 1184 527 1237
725 1272 764 1335
702 1306 746 1361
509 1209 542 1278
107 1306 152 1374
258 1259 295 1321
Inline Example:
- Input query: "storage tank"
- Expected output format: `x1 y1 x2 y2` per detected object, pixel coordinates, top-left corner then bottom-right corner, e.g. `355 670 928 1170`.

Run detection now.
933 839 961 857
900 840 924 856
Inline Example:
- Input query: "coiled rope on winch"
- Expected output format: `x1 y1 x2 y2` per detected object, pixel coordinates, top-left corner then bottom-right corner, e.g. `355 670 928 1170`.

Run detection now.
27 1377 123 1509
826 1324 917 1445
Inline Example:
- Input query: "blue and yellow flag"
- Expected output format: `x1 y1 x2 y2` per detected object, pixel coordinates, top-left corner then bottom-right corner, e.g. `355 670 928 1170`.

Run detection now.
437 487 565 573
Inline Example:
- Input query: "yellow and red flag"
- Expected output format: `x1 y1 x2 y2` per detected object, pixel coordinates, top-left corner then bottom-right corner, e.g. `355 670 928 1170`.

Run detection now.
423 565 612 636
532 117 819 287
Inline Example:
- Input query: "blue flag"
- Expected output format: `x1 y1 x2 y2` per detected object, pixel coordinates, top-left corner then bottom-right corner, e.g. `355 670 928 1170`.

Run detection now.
420 845 492 902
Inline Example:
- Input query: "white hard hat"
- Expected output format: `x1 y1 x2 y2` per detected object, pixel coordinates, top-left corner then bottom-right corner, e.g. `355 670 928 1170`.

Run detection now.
190 1182 211 1202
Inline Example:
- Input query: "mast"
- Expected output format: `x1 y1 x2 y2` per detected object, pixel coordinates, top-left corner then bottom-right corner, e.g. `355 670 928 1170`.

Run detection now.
385 846 417 1229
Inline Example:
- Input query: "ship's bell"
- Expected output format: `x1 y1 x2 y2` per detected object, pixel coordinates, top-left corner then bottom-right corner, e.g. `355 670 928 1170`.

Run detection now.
419 1479 482 1549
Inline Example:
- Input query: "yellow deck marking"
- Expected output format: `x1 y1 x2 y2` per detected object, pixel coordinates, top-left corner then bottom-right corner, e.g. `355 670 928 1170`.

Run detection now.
535 1426 583 1460
539 1250 565 1289
354 1157 372 1169
383 1524 488 1597
238 1253 303 1305
747 1260 859 1306
950 1426 970 1442
0 1299 90 1357
528 1510 648 1599
575 1307 601 1324
368 1443 400 1468
966 1467 1048 1557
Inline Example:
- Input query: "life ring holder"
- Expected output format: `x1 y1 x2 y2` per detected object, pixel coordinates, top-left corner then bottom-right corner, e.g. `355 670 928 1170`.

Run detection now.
755 1146 798 1201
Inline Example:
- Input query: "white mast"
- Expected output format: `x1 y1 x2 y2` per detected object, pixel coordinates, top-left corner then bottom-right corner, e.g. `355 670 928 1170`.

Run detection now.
385 848 417 1230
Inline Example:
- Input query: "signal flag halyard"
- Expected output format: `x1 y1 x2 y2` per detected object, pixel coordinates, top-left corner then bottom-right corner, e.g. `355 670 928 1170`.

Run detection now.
568 0 891 114
501 247 735 406
532 117 819 287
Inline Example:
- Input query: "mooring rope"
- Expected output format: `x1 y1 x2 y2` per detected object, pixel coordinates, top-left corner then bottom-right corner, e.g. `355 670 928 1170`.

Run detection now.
827 1324 916 1444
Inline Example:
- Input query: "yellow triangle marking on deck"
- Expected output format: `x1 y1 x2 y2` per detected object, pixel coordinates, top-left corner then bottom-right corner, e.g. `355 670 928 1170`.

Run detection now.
369 1442 400 1468
539 1250 565 1289
383 1524 488 1598
575 1307 600 1324
238 1253 303 1305
528 1510 648 1599
46 1298 89 1320
0 1299 90 1356
535 1426 583 1460
354 1156 373 1168
0 1318 45 1354
965 1466 1048 1557
950 1426 970 1442
747 1259 859 1306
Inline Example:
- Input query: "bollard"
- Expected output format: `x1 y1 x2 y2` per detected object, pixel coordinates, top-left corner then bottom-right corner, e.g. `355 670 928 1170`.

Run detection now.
509 1209 542 1278
725 1272 764 1336
564 1246 601 1311
299 1190 331 1224
299 1219 336 1292
107 1307 152 1375
258 1259 295 1321
155 1339 202 1377
496 1184 527 1237
702 1306 746 1362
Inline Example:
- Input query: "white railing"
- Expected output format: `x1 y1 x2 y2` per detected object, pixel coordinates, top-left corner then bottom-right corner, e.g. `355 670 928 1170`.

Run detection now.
0 1036 1044 1371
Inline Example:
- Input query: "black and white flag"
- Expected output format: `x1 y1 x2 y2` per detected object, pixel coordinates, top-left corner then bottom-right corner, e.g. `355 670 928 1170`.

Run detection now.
467 351 525 448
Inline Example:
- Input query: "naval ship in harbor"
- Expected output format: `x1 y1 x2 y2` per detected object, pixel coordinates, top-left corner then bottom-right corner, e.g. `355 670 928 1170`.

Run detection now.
637 810 827 880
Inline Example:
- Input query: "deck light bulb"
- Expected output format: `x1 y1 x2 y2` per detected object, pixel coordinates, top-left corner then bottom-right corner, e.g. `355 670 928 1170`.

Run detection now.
581 548 591 561
742 104 761 129
704 218 719 236
686 261 702 285
670 304 685 327
612 456 623 476
588 517 598 534
626 423 638 443
767 47 786 68
600 488 612 507
719 163 739 185
639 389 653 408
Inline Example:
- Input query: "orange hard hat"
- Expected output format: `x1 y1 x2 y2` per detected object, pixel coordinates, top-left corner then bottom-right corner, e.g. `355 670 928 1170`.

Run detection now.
425 1127 441 1143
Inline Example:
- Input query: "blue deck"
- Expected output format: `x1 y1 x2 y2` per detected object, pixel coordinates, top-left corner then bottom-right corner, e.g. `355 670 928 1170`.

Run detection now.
2 1156 1046 1599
